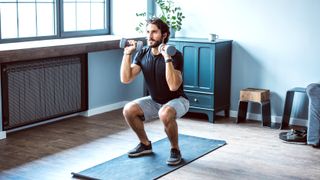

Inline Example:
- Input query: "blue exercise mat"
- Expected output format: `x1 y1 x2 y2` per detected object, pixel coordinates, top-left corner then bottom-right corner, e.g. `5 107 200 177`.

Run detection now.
72 134 226 180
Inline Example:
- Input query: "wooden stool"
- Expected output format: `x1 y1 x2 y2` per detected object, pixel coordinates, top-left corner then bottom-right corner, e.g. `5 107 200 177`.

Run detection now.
236 88 271 127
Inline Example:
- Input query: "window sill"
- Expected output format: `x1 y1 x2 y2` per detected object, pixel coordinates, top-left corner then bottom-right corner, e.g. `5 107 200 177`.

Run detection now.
0 35 146 63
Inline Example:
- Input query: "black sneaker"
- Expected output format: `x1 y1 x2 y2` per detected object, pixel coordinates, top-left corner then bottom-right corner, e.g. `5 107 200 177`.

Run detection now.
279 129 307 143
166 148 182 166
311 143 320 149
128 141 152 157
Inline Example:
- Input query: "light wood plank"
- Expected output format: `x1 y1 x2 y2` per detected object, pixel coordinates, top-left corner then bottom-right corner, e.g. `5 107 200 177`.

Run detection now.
0 110 319 180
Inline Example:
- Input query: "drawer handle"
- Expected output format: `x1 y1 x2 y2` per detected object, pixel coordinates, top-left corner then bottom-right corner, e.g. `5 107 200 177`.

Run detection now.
194 98 198 102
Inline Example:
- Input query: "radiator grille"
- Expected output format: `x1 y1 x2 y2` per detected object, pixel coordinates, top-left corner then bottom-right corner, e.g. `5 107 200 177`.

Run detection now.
1 55 88 130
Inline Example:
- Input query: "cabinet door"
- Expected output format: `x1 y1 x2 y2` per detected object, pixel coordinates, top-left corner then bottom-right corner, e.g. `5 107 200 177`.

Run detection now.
181 43 215 93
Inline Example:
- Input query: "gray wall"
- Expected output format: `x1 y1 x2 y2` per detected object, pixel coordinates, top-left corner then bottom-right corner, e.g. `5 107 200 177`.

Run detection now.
94 0 320 120
88 50 143 109
173 0 319 119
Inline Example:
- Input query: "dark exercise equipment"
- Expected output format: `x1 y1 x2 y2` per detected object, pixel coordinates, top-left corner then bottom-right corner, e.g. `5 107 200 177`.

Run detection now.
158 43 176 56
119 38 143 51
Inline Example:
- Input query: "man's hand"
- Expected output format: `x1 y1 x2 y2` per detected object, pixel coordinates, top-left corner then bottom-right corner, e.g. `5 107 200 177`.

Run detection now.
124 40 137 55
158 44 171 60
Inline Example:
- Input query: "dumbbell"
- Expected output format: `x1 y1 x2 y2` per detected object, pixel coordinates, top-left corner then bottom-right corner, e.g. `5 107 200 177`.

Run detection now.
119 38 143 51
158 44 176 56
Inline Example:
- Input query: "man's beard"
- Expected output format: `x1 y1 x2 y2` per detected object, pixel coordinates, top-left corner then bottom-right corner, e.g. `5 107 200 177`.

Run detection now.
148 39 162 48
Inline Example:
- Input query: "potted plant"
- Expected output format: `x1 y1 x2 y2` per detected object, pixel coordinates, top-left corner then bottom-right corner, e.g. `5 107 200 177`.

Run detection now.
136 0 185 38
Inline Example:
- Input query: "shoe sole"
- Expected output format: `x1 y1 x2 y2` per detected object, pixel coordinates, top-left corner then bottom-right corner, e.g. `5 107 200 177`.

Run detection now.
128 150 153 157
166 158 182 166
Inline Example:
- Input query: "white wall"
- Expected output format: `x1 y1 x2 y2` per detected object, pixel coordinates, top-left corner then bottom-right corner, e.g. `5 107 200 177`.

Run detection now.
111 0 147 37
175 0 320 117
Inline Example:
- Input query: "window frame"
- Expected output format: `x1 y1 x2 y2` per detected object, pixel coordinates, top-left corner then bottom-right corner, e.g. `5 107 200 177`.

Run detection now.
0 0 110 44
60 0 110 38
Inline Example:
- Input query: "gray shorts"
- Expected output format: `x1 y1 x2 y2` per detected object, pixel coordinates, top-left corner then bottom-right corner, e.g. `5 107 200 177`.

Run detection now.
132 96 190 121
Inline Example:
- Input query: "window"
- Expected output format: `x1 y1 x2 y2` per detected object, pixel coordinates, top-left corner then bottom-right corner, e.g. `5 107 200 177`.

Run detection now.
61 0 109 37
0 0 110 43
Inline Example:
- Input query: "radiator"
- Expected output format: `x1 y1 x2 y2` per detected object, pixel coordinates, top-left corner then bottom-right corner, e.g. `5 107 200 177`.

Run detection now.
1 54 88 130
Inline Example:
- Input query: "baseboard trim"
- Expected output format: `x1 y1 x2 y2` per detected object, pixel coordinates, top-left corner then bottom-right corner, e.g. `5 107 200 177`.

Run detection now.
2 105 307 140
7 113 81 134
3 101 129 136
0 131 7 140
289 117 308 127
227 110 307 127
82 101 129 117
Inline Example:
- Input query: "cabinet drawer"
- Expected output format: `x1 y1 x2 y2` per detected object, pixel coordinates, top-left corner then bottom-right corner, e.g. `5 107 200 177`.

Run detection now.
186 92 213 109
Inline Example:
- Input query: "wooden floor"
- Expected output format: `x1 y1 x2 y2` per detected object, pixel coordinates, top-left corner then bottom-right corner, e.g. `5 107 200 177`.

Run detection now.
0 109 319 180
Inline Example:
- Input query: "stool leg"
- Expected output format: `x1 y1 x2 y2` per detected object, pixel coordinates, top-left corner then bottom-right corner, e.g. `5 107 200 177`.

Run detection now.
261 100 271 127
281 91 295 129
237 101 248 123
224 107 230 117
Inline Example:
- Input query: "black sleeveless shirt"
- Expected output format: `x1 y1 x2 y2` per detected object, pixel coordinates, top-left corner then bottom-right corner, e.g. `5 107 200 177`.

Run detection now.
132 47 187 104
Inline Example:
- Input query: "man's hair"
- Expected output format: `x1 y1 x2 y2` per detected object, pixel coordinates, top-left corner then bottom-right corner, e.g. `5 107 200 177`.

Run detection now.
146 18 170 43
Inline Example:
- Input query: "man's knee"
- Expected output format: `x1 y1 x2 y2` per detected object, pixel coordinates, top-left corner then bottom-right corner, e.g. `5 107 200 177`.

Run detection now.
123 102 143 118
159 106 176 125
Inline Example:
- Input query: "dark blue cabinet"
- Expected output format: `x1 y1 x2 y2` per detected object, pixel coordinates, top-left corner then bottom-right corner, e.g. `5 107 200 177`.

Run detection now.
169 38 232 123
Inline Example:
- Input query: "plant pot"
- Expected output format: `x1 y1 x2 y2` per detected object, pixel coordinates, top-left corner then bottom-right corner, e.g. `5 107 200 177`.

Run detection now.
170 27 176 38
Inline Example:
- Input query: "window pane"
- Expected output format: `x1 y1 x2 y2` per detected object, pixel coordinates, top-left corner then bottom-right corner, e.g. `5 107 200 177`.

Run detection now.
0 3 18 39
37 3 55 36
63 0 107 32
76 3 90 31
1 0 110 42
63 2 76 31
74 0 104 1
18 0 36 2
91 3 105 29
36 0 54 2
2 0 19 2
18 3 37 37
17 0 54 2
76 0 92 2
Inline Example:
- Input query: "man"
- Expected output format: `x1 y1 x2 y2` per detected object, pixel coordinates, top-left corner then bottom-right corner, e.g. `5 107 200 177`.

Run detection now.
306 83 320 148
120 18 189 165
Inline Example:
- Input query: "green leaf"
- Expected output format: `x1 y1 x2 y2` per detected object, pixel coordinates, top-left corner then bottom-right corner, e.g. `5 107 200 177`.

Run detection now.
136 0 185 32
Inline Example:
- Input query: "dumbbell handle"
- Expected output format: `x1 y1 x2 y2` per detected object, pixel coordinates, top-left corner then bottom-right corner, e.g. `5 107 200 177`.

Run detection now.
158 44 176 56
119 38 143 51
